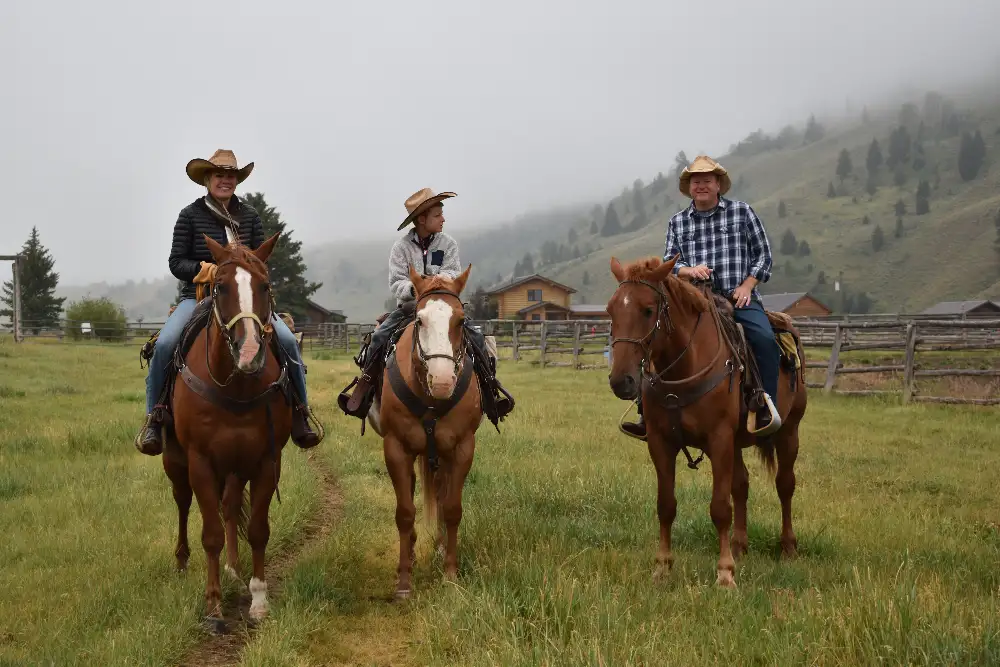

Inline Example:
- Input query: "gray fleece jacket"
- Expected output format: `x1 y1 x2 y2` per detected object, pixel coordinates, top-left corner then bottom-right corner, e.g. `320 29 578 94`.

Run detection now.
388 229 463 305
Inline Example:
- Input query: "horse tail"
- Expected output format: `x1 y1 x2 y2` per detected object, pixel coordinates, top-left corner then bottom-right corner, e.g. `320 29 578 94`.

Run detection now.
418 454 439 532
221 474 252 542
755 438 777 476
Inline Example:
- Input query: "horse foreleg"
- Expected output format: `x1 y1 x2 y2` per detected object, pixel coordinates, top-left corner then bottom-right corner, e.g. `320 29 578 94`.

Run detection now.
189 451 225 619
647 432 677 582
384 435 416 600
247 455 280 621
163 442 191 572
222 474 245 581
731 447 750 561
441 436 475 582
775 428 800 559
708 430 736 588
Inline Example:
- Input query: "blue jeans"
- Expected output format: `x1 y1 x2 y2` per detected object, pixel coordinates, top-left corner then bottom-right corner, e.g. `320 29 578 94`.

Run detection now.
145 298 308 413
733 300 780 401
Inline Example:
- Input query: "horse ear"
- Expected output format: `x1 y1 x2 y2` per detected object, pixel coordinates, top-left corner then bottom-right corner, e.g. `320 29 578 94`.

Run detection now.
610 257 625 282
254 232 281 263
649 254 679 283
408 264 425 295
203 234 227 264
453 264 472 294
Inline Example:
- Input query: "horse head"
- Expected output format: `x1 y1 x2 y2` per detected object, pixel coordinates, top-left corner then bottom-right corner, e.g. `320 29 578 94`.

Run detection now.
606 254 681 400
407 263 472 400
203 232 280 375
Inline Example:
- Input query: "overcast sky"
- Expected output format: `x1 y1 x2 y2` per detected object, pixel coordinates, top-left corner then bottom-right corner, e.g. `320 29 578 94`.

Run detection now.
4 0 999 285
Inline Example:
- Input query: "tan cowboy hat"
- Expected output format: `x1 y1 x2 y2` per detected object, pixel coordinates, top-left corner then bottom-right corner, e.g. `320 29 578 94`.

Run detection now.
679 155 731 197
398 188 457 230
186 149 254 186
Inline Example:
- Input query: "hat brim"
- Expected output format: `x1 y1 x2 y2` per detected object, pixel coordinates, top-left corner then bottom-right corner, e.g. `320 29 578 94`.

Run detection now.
186 158 254 186
679 169 731 197
397 192 456 230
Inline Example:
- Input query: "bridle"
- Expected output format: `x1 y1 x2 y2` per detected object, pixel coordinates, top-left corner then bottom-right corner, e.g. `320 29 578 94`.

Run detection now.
610 277 727 390
206 257 276 387
410 288 467 393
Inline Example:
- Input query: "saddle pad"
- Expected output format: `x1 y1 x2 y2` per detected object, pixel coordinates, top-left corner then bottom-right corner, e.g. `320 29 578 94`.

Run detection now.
776 331 801 370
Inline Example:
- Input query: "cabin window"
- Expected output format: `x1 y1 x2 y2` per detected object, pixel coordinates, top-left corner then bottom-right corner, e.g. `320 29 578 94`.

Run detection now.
531 314 541 321
527 289 542 302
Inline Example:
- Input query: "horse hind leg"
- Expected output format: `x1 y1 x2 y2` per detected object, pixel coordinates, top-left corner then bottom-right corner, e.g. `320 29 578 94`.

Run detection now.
163 439 191 572
775 427 800 559
247 454 281 621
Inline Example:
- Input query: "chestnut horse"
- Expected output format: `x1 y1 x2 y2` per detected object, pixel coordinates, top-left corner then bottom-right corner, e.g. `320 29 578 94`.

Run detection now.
163 233 293 626
366 264 482 600
607 255 806 588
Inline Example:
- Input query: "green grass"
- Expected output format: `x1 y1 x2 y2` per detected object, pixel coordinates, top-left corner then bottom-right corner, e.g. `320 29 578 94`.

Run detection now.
2 340 1000 666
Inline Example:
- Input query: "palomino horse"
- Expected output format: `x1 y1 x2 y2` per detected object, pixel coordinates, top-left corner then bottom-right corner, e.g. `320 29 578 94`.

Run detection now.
163 233 292 626
366 263 482 600
607 255 807 588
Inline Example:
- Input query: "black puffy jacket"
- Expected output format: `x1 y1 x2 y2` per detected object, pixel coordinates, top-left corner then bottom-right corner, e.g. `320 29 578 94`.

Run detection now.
169 196 265 300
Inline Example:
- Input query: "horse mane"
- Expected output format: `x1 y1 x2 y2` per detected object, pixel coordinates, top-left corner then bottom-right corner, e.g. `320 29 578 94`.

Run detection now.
419 274 462 297
625 257 709 315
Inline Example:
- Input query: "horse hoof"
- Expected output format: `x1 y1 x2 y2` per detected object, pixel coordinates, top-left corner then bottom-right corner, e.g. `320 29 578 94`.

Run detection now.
715 570 737 589
394 588 412 602
249 602 269 621
781 546 799 560
203 616 228 635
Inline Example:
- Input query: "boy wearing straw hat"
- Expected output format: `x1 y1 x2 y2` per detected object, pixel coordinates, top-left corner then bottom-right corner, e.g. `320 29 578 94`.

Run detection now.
338 188 514 425
620 155 782 440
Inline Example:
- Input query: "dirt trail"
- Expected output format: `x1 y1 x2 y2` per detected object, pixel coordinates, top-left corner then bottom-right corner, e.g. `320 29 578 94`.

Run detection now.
178 453 342 667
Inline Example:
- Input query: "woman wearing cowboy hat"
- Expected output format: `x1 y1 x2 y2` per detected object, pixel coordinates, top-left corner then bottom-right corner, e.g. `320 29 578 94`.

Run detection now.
135 149 321 455
338 188 514 423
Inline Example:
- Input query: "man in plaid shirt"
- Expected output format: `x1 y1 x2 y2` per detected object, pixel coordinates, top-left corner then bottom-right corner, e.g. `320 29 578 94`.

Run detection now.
621 155 783 440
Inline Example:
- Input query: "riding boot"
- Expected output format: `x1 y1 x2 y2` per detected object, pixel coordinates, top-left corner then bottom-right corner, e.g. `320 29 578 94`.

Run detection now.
134 413 164 456
488 356 515 420
620 401 647 441
290 403 322 448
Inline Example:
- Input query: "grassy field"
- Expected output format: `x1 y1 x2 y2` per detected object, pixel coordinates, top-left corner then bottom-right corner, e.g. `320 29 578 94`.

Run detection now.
2 338 1000 666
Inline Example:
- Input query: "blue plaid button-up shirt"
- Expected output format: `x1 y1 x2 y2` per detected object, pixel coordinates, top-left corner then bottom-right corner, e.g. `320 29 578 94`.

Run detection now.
663 197 773 301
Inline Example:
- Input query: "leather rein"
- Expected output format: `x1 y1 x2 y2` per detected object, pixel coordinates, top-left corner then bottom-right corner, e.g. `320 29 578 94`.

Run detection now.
611 278 738 469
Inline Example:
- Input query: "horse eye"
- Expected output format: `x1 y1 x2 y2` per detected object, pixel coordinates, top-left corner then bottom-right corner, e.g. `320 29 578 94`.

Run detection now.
644 307 654 318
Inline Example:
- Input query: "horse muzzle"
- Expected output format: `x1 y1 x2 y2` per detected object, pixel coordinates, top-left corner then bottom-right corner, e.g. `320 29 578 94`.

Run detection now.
233 330 265 373
609 371 640 401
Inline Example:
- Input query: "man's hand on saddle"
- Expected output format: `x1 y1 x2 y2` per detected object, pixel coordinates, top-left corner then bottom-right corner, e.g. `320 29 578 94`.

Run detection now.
731 277 758 309
678 264 712 281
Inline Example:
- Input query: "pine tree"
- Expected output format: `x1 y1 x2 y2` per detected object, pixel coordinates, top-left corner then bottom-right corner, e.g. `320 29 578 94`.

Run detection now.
582 270 590 286
836 149 853 184
590 219 599 235
601 202 623 236
895 217 904 238
863 215 871 225
871 225 885 252
915 180 931 215
958 130 986 181
866 138 884 173
865 173 878 197
778 200 787 218
1 226 66 333
568 228 578 245
827 182 837 198
798 240 811 256
994 209 1000 259
242 192 321 321
804 114 824 144
895 198 907 216
780 229 798 255
520 253 535 275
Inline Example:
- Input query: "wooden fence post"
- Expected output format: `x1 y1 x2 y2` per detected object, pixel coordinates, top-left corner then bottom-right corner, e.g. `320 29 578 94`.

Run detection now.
512 323 519 361
12 257 22 343
539 321 548 368
823 324 843 394
572 321 581 369
902 322 918 404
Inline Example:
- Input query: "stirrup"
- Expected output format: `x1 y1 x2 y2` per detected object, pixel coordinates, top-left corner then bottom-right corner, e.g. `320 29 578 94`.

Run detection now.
618 400 647 441
747 392 782 436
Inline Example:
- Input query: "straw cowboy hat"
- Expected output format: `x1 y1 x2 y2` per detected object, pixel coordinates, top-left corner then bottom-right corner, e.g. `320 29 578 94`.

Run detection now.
398 188 457 230
679 155 731 198
186 149 254 186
